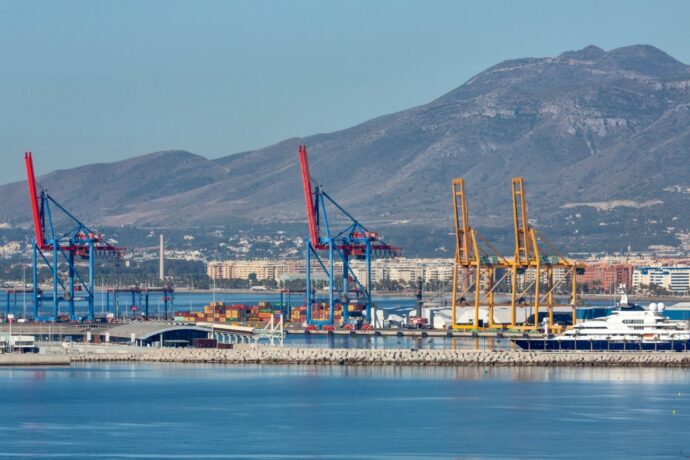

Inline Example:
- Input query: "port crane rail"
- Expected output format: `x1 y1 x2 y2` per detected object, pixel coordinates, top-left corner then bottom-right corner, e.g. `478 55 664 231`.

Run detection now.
298 145 401 326
24 152 125 321
105 285 175 319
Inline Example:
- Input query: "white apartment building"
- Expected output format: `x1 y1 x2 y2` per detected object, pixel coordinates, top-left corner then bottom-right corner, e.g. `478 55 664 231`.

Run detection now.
207 258 455 284
632 266 690 293
207 259 292 281
521 267 569 285
349 258 453 284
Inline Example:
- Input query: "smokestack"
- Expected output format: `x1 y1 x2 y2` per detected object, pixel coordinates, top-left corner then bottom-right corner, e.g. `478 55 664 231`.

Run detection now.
416 277 423 318
159 234 165 281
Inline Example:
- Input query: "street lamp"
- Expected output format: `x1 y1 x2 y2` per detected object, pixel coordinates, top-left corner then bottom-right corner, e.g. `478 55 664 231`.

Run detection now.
22 265 26 319
7 314 14 353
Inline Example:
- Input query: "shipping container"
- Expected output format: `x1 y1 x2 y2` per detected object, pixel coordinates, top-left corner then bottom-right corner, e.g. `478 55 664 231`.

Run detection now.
193 338 216 348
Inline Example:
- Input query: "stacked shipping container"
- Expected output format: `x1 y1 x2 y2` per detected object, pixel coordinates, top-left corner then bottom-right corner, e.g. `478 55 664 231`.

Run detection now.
174 301 367 326
174 301 282 326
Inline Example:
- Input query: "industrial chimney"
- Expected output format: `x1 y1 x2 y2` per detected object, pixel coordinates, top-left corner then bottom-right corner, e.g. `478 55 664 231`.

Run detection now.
159 234 165 281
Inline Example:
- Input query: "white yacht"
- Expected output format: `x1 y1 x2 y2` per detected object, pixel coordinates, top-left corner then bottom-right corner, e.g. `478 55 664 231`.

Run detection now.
560 302 689 341
514 290 690 351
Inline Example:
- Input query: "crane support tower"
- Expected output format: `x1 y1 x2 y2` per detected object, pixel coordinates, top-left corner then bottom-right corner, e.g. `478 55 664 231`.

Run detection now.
450 178 511 329
105 286 174 320
298 145 401 327
510 177 585 330
24 152 125 321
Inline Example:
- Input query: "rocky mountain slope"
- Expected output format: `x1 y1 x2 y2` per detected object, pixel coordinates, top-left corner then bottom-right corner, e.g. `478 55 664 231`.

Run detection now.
1 44 689 252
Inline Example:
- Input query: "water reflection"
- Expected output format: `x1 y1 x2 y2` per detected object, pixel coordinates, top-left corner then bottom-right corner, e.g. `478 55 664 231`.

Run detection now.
4 363 685 385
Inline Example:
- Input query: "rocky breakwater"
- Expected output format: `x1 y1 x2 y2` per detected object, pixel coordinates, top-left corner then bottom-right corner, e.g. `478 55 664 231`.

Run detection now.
0 354 70 366
70 348 690 367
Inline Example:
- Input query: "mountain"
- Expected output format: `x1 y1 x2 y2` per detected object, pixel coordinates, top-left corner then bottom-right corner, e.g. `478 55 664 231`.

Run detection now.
1 44 690 253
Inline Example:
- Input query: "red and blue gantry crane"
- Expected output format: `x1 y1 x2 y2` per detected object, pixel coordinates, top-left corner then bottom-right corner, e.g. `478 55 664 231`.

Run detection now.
24 152 125 321
298 145 401 327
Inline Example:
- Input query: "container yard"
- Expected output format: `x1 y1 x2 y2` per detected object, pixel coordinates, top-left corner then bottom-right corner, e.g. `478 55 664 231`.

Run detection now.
173 301 373 330
174 302 284 326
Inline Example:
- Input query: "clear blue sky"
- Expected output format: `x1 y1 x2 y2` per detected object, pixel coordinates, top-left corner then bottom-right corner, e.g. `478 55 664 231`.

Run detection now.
1 0 689 185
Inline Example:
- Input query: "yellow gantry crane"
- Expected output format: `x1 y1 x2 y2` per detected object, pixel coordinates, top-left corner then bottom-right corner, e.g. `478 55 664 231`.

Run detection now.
451 177 584 331
510 178 584 330
451 178 510 329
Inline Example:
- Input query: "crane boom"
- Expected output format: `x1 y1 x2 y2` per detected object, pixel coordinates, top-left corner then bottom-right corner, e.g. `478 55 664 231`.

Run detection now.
511 177 531 265
24 152 45 249
452 178 472 265
298 145 320 247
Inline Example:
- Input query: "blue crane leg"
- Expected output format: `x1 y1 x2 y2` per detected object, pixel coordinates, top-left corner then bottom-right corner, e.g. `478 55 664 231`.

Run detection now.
366 241 372 324
33 243 38 319
52 240 58 320
342 252 349 323
88 240 95 320
68 250 75 320
306 240 312 324
328 241 334 325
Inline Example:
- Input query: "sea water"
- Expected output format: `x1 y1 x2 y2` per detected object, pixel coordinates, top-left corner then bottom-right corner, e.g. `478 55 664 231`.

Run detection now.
0 364 689 458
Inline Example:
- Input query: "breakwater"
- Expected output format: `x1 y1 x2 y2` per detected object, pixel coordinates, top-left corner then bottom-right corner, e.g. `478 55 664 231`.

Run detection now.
0 354 70 366
70 347 690 367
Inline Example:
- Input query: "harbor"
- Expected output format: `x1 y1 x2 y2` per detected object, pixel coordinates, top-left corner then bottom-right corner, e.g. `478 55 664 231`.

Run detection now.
4 3 690 458
3 290 690 356
5 153 690 354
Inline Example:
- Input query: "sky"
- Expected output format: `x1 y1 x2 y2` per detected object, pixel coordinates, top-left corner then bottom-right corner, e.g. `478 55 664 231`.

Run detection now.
1 0 689 185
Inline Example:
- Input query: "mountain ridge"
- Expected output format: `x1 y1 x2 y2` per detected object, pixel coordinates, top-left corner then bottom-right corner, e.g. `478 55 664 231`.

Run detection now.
1 44 690 252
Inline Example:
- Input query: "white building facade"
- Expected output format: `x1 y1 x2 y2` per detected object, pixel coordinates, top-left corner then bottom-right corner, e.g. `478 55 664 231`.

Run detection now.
632 266 690 293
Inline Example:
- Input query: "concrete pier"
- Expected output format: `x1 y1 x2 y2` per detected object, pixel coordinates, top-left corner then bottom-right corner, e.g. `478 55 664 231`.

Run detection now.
70 347 690 367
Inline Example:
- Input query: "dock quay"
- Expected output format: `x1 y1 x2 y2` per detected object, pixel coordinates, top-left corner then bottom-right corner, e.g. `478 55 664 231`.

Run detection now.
287 328 533 338
70 347 690 368
0 322 543 342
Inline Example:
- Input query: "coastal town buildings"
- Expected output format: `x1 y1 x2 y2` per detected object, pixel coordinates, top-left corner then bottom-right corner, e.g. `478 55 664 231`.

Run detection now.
207 258 690 294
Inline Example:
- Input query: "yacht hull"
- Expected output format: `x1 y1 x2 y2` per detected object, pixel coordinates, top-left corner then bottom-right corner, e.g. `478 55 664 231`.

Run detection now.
513 339 690 352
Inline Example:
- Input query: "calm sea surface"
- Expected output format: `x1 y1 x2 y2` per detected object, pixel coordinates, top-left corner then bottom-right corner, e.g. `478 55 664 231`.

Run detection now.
0 364 689 459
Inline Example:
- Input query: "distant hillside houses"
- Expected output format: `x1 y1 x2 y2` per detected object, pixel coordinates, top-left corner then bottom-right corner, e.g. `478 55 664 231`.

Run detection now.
0 241 21 258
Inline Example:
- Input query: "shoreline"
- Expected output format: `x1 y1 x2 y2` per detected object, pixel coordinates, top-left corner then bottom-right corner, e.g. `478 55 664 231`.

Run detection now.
68 347 690 367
